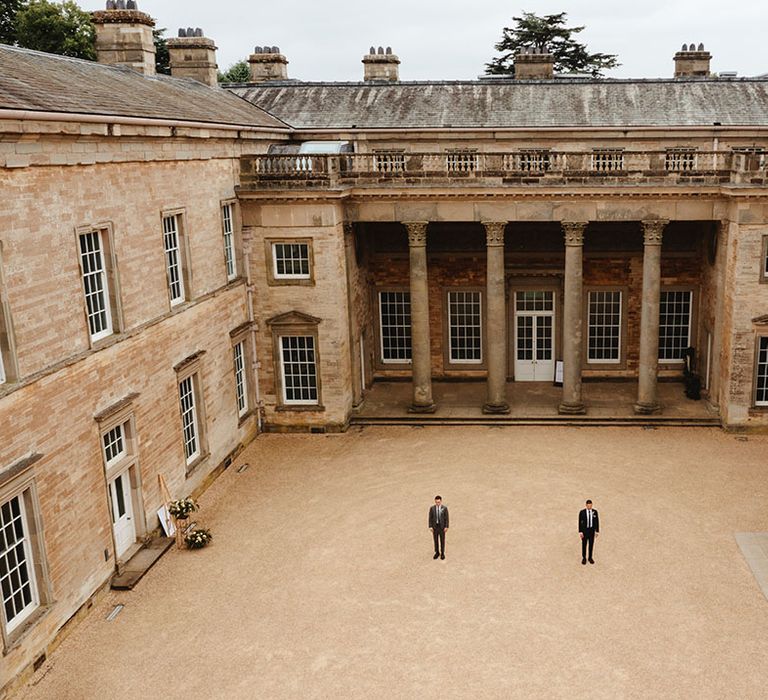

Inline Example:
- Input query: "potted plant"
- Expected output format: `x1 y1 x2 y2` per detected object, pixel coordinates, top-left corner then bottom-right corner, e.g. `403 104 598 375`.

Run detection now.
185 528 213 549
168 497 198 521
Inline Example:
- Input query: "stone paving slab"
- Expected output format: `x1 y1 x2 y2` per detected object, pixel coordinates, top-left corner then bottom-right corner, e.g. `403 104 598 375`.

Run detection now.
736 533 768 600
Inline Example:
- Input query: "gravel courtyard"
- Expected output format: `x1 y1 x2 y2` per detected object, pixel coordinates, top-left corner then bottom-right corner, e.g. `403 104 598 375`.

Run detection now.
22 427 768 700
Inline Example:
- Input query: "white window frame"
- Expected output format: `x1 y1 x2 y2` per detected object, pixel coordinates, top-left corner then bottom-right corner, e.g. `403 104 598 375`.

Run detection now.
279 335 319 405
233 340 248 416
378 290 412 364
0 491 40 634
222 203 237 281
178 374 201 464
761 235 768 284
272 242 311 280
756 336 768 407
78 229 114 342
102 422 128 467
163 213 186 306
587 290 623 364
447 290 483 364
659 290 693 363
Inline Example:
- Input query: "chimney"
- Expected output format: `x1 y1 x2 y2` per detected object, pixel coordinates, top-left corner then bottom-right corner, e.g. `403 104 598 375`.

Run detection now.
247 46 288 83
514 46 554 80
362 46 400 82
674 43 712 77
167 28 218 87
91 0 156 76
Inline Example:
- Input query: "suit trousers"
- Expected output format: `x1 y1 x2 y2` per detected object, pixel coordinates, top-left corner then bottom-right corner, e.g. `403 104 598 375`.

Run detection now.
581 529 595 559
432 526 446 555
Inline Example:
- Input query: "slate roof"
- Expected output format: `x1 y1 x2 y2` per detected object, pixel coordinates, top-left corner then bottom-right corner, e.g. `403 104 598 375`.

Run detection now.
230 79 768 129
0 44 287 129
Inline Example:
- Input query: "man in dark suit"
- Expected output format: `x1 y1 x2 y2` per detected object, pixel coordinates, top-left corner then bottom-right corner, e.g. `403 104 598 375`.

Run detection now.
578 499 599 565
428 495 449 560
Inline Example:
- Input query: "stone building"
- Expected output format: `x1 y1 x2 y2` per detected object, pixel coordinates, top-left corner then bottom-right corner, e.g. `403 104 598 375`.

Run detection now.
1 3 767 694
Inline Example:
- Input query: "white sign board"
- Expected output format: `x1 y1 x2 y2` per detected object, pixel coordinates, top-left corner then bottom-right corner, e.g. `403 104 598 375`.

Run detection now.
157 505 175 537
554 360 564 386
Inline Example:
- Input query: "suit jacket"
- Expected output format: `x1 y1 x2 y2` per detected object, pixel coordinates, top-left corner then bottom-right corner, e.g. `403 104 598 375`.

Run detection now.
578 508 599 534
429 505 449 529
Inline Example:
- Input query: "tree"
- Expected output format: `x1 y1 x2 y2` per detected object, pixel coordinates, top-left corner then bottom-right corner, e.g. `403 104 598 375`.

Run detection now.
15 0 95 60
485 11 619 78
218 60 250 83
1 0 25 45
153 26 170 75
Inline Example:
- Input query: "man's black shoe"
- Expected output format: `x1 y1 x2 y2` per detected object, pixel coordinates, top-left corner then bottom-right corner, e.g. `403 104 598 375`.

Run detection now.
433 553 440 559
440 554 445 560
589 558 595 564
582 558 587 565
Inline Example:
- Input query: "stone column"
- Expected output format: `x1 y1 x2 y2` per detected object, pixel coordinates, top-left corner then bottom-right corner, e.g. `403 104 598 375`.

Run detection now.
635 219 668 414
343 223 363 409
558 222 587 415
405 222 436 413
482 222 510 413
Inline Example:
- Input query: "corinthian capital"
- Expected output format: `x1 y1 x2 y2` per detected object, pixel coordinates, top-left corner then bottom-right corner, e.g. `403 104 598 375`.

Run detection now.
404 221 428 247
641 219 668 245
561 221 588 246
482 221 506 247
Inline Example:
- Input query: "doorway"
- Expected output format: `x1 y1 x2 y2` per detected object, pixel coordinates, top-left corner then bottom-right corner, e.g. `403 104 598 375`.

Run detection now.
108 471 136 558
513 290 556 381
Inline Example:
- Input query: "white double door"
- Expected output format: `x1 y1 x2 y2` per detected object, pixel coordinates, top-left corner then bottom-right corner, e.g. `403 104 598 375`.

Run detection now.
514 290 556 382
109 471 136 558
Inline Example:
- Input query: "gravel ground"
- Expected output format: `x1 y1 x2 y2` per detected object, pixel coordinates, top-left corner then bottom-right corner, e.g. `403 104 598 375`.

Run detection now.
21 427 768 700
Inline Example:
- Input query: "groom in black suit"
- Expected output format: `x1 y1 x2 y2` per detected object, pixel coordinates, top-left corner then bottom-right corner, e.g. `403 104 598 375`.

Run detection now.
578 499 599 565
428 495 449 560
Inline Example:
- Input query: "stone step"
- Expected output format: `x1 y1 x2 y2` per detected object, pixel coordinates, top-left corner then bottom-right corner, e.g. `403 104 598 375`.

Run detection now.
350 416 721 428
110 537 174 590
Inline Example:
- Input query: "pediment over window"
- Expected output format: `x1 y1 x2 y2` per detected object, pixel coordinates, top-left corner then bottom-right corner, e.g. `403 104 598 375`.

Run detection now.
753 314 768 326
266 310 322 327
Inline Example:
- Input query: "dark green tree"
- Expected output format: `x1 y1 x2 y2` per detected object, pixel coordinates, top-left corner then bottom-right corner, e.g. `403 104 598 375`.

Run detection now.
1 0 26 45
153 26 170 74
15 0 95 60
218 59 250 83
485 11 619 78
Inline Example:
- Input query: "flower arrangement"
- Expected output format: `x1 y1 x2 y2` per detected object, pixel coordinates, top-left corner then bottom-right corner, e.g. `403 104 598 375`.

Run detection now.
168 497 198 520
185 528 213 549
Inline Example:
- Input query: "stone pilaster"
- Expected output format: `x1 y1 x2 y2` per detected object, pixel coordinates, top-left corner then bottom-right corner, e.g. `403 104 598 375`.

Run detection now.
482 222 510 414
405 221 435 413
635 219 668 414
558 222 587 415
343 222 363 409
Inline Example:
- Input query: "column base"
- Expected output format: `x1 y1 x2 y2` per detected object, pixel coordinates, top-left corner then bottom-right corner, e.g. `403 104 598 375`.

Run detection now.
633 401 661 415
483 402 510 414
558 401 586 415
408 402 437 414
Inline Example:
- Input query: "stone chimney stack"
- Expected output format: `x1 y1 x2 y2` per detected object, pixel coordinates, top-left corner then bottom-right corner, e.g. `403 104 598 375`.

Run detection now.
673 43 712 77
167 28 218 87
514 46 554 80
362 46 400 81
92 0 156 76
247 46 289 83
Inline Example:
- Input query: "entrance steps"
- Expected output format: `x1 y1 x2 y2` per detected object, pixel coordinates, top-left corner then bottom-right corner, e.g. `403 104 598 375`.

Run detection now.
350 415 721 428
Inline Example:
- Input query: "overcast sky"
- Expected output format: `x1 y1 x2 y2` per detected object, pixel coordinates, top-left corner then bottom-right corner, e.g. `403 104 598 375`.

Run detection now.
92 0 767 80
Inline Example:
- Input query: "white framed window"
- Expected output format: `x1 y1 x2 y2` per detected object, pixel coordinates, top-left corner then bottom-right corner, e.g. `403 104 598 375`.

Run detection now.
78 230 113 341
1 492 40 634
665 149 697 172
591 150 624 172
273 242 310 280
761 236 768 283
448 290 482 363
222 203 237 281
102 423 127 466
279 335 318 404
379 291 412 363
373 151 406 173
233 341 248 416
659 290 693 362
756 337 768 406
588 290 622 363
163 214 186 306
178 375 201 463
445 151 478 173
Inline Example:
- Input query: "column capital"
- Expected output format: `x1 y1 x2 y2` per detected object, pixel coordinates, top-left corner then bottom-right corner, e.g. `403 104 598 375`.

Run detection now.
404 221 428 247
641 219 668 245
561 221 588 246
482 221 506 247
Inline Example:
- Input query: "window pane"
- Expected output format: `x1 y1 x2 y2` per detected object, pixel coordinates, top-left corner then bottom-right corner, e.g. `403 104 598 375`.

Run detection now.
102 423 126 464
756 337 768 406
379 292 412 362
448 291 482 363
178 375 199 461
163 215 186 304
0 494 38 632
222 204 236 280
233 341 247 415
273 243 310 279
659 291 692 361
588 291 622 362
280 336 318 404
79 231 113 340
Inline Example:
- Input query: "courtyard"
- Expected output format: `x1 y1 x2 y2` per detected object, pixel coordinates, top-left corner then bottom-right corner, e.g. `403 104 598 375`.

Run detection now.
21 427 768 699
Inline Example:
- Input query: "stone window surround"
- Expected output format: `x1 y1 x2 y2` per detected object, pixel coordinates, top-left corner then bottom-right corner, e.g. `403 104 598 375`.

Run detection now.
373 286 412 371
761 235 768 285
0 240 19 385
74 222 124 348
173 351 209 475
583 286 629 370
266 311 324 412
94 394 147 559
264 237 315 287
220 198 243 283
229 322 257 425
752 326 768 411
161 208 194 309
658 286 698 367
0 453 52 654
442 287 487 370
